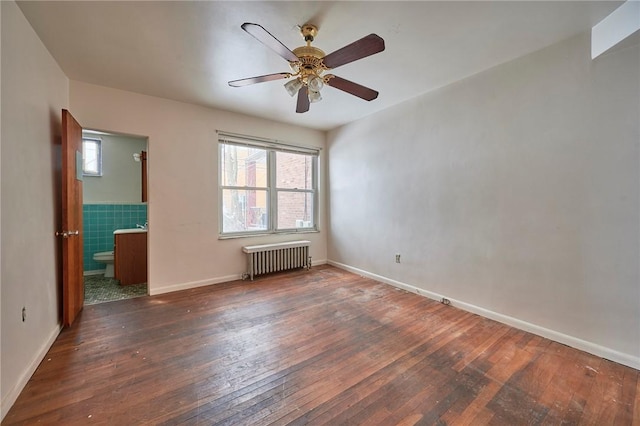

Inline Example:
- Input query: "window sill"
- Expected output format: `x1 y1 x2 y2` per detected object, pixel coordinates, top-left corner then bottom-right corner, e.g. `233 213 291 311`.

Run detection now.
218 229 320 240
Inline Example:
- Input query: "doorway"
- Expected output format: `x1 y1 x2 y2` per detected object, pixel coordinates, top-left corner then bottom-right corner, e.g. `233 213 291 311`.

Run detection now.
81 129 149 304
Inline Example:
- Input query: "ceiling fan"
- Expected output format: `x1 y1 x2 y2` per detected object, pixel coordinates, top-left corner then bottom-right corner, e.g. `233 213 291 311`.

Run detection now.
228 23 385 113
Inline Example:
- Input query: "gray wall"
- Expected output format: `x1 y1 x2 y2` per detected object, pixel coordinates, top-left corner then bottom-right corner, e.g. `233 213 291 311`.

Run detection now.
327 33 639 367
1 1 69 416
82 132 147 203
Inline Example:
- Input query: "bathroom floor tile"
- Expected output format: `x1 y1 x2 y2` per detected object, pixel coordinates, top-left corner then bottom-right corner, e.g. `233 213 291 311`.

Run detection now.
84 275 147 305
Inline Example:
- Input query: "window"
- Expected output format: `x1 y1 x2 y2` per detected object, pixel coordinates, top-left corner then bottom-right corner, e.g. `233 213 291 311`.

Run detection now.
219 132 319 237
82 138 102 176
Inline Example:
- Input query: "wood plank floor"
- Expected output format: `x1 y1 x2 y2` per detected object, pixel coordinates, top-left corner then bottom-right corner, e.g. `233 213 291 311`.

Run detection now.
4 265 639 425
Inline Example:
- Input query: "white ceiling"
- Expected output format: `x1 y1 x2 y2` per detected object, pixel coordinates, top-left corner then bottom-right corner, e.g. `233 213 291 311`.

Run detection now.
17 1 621 131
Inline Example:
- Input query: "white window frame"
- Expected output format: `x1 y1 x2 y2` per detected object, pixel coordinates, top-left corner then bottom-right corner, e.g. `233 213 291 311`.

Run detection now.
82 137 102 176
218 131 319 238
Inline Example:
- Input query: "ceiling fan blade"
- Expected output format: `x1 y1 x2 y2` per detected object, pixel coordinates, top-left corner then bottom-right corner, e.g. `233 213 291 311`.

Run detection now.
322 34 385 69
241 23 299 63
228 73 290 87
326 75 379 101
296 87 310 113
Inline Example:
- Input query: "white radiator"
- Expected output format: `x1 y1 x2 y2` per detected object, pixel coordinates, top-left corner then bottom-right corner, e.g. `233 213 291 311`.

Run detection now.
242 240 311 280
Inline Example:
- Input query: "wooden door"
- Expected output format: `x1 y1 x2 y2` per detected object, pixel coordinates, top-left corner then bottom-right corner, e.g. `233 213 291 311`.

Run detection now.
61 109 84 326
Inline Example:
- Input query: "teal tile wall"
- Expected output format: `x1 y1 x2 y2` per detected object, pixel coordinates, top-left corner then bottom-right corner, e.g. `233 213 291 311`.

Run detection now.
83 204 148 272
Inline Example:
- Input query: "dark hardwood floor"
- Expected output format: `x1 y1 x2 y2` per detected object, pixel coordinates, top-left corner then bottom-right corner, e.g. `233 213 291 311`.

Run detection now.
4 265 639 425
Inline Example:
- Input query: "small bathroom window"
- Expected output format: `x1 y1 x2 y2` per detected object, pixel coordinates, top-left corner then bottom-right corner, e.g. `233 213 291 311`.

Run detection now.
82 138 102 176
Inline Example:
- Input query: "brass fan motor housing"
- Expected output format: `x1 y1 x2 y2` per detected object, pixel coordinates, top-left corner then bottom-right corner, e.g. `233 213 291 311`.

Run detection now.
292 24 325 66
290 24 328 79
292 45 325 60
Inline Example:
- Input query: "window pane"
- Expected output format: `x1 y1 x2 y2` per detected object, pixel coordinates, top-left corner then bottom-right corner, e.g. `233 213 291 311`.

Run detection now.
276 152 313 190
82 139 101 175
277 192 313 229
221 144 267 187
222 189 268 233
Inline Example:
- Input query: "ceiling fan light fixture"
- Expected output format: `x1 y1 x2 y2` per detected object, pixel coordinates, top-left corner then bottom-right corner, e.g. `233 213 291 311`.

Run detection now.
284 78 303 96
289 63 300 74
308 89 322 103
308 75 324 92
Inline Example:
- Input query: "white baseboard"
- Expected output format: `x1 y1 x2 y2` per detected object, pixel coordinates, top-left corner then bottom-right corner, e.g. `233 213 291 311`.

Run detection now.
1 323 62 421
84 269 105 276
328 260 640 371
149 260 328 296
149 274 243 295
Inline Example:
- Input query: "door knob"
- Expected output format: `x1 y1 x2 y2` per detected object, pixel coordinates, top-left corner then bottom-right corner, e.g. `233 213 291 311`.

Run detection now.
56 230 79 238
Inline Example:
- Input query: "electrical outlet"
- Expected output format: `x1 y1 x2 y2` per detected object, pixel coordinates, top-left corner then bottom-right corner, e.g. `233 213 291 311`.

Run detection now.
22 306 26 322
395 254 401 263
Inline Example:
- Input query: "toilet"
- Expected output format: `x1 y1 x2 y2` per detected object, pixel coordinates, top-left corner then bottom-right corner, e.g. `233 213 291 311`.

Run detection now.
93 251 115 278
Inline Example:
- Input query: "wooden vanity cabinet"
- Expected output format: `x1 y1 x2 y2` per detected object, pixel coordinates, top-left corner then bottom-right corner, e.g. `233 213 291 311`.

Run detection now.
114 232 147 285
